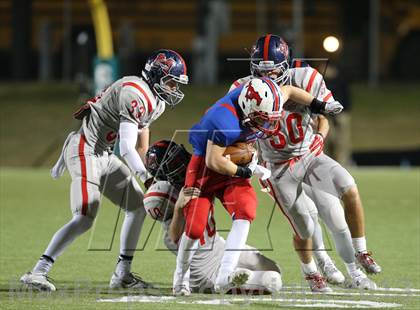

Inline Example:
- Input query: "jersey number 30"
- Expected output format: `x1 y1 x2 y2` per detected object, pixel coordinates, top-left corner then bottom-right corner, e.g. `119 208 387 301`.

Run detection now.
269 113 304 149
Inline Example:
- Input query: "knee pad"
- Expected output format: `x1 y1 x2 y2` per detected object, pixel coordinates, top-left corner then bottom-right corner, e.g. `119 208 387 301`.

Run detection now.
184 221 206 240
70 215 94 234
289 207 315 239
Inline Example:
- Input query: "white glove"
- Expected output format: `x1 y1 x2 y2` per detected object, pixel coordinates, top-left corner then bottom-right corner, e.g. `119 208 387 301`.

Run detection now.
324 101 343 115
253 165 271 180
247 150 259 173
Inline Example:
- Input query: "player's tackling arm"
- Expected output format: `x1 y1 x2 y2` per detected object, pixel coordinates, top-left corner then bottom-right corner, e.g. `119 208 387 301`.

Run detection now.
316 115 329 138
136 127 150 163
169 187 200 243
119 122 149 182
280 85 343 115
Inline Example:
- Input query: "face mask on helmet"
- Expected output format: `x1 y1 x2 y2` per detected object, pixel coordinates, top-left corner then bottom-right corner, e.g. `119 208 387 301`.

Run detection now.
244 110 282 139
153 74 188 107
143 50 189 107
250 59 290 85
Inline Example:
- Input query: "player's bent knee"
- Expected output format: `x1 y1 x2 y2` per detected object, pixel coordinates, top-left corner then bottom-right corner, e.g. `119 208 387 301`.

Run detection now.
262 271 282 293
234 208 256 222
184 221 207 240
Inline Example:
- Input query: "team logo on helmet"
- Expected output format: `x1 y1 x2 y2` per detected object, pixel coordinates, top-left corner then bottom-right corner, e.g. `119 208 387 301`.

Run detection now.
245 82 263 106
278 40 289 58
154 53 176 74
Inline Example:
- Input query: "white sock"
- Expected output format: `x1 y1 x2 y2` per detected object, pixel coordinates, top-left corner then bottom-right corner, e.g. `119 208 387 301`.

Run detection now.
216 219 250 285
120 208 146 257
301 259 318 275
32 255 54 275
115 255 133 277
312 220 332 264
43 215 93 260
352 237 367 253
174 233 198 287
345 262 358 276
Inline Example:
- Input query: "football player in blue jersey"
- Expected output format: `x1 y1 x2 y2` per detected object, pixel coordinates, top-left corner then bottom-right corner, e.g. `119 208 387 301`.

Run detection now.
172 77 343 295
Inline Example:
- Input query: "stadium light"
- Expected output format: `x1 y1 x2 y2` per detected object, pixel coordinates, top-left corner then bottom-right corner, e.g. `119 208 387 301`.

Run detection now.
323 36 340 53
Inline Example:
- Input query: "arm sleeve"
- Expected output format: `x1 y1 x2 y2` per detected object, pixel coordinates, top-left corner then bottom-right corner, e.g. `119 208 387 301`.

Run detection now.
119 121 149 182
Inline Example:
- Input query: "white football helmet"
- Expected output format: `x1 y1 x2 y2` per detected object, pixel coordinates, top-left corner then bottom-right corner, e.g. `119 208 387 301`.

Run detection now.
238 78 284 137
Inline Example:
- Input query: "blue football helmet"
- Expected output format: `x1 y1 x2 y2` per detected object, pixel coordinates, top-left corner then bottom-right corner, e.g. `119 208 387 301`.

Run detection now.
142 49 189 106
250 34 291 85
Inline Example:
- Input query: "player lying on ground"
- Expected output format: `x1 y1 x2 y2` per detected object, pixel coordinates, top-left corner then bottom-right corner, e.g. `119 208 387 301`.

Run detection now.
143 140 283 294
230 34 381 292
173 77 343 295
20 49 189 292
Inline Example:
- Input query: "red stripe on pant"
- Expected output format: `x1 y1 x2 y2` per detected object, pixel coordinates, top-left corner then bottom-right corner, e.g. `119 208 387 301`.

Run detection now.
78 134 88 216
265 178 300 236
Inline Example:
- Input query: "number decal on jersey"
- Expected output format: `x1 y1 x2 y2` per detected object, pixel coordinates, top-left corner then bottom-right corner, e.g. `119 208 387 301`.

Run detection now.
286 113 304 144
269 112 304 149
269 129 287 149
130 100 145 120
106 131 117 143
148 207 163 220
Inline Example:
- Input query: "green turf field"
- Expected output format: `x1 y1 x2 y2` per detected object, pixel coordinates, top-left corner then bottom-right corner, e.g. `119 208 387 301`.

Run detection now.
0 167 419 309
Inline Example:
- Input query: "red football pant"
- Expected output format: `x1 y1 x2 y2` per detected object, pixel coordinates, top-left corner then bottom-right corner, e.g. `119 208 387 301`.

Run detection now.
183 155 257 240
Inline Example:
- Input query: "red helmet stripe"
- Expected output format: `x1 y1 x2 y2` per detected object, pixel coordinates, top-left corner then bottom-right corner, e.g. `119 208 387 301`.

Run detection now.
263 34 272 61
169 49 187 75
262 78 279 112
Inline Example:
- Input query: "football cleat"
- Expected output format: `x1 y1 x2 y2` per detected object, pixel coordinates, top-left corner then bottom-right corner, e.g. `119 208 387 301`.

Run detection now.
347 269 378 290
215 269 251 293
317 260 345 285
356 251 382 274
109 272 153 289
304 272 333 293
20 272 56 292
173 284 191 296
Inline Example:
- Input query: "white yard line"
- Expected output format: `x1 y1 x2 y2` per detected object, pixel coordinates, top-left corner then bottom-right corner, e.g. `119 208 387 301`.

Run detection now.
282 285 420 293
279 290 420 298
97 295 402 308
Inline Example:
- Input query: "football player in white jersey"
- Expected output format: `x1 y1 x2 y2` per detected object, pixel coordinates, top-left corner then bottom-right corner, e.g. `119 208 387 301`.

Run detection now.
230 34 380 291
143 140 283 296
20 50 189 291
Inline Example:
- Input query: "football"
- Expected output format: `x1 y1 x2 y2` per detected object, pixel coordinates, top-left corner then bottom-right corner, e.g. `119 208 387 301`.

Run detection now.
223 142 256 165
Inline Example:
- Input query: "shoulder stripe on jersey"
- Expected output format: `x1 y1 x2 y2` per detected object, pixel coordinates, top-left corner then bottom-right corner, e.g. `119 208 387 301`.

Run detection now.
323 92 332 101
220 103 238 119
122 82 153 113
263 34 272 61
233 80 240 87
305 69 319 93
78 134 88 216
144 191 177 204
261 77 279 112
